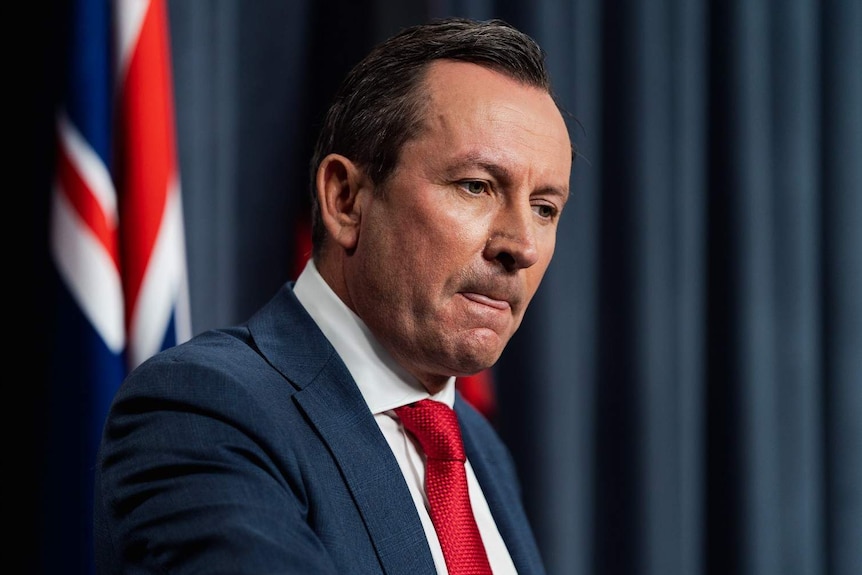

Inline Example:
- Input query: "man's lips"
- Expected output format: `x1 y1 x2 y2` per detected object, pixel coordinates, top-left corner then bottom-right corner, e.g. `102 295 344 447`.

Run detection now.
461 292 511 310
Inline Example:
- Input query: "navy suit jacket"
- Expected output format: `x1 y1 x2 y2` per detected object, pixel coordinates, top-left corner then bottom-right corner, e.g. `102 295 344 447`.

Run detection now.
94 282 546 574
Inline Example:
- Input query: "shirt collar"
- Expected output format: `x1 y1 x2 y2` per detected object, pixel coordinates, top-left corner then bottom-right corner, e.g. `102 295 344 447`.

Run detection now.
293 259 455 413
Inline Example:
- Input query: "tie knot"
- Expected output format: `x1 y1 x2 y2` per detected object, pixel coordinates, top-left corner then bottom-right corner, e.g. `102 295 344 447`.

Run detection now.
395 399 465 462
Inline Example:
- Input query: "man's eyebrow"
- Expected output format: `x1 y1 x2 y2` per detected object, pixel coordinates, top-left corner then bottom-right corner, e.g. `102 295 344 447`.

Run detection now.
539 184 570 204
447 153 513 181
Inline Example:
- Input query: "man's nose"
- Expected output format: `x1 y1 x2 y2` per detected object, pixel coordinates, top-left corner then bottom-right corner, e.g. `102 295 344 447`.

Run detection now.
482 202 539 272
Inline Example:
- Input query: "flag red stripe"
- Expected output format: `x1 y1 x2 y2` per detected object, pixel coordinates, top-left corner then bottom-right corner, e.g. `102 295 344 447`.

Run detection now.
56 143 120 268
456 369 496 421
118 0 177 326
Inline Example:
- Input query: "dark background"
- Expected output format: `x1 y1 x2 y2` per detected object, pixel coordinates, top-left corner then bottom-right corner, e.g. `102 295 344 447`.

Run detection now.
32 1 861 574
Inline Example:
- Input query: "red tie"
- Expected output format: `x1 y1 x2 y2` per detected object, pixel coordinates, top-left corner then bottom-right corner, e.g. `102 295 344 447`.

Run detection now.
395 399 493 575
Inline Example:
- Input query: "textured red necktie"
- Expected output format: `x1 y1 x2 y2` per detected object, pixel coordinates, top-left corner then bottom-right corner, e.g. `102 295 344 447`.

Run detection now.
395 399 493 575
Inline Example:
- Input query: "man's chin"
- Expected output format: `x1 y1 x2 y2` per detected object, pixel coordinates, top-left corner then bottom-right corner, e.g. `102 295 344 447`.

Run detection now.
450 342 505 375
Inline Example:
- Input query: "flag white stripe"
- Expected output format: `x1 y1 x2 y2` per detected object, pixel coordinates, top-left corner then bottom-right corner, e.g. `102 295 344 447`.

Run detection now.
114 0 150 86
127 175 191 367
51 184 125 353
57 111 118 227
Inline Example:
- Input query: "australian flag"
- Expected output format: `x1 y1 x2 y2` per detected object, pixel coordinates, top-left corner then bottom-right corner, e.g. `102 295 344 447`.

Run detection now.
43 0 190 572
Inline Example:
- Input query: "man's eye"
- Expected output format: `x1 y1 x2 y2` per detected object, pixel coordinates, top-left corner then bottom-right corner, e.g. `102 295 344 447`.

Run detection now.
533 204 557 219
460 181 487 195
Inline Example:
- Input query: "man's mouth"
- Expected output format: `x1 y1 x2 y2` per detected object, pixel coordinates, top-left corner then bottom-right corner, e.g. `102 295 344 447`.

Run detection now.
461 292 511 310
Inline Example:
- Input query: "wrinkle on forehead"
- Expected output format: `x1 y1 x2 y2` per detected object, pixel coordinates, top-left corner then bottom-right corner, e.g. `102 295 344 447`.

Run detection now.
397 60 573 195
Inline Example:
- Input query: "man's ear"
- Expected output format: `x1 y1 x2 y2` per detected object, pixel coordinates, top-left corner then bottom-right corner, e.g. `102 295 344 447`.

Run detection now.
316 154 369 251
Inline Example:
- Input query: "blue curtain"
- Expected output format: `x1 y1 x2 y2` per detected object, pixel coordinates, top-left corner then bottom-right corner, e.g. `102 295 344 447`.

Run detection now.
32 1 860 574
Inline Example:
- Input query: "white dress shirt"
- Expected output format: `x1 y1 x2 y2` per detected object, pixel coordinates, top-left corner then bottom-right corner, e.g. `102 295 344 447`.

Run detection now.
294 259 517 575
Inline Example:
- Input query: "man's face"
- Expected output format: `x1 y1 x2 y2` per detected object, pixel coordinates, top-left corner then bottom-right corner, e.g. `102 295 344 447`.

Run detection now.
345 60 572 390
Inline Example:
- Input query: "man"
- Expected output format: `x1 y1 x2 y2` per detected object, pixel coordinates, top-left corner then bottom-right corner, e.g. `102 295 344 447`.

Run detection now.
95 17 573 574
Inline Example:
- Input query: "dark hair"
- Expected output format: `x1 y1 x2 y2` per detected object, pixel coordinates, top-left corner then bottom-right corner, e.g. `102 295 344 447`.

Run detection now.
309 17 557 254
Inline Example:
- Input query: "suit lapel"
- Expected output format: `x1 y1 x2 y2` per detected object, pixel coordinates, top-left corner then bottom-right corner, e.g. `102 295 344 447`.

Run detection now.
457 398 546 575
293 369 436 574
248 285 436 575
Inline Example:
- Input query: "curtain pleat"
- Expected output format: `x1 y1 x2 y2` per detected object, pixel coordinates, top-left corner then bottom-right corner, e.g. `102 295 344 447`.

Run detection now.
161 2 862 575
